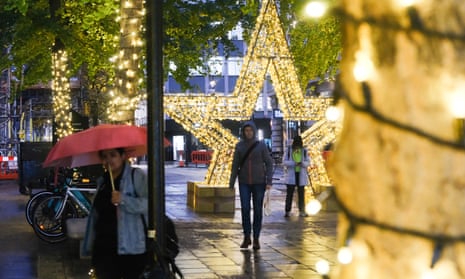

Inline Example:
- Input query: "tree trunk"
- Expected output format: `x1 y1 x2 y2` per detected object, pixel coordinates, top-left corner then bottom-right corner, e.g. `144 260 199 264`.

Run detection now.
50 0 72 140
331 1 465 278
110 0 144 123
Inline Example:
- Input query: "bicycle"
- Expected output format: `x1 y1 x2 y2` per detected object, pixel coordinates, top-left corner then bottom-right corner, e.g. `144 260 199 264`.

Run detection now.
30 179 96 243
25 167 90 226
25 190 55 225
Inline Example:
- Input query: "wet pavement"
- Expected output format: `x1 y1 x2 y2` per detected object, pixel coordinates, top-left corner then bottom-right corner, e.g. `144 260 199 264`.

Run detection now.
0 163 338 279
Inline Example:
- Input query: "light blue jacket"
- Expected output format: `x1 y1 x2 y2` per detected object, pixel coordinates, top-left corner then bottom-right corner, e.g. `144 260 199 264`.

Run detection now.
82 163 148 256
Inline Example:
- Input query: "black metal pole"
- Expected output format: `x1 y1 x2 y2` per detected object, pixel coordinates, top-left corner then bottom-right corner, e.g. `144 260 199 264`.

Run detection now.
146 0 165 250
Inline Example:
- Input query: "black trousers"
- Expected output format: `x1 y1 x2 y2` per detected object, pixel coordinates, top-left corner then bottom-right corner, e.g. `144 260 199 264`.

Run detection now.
285 172 305 213
93 250 147 279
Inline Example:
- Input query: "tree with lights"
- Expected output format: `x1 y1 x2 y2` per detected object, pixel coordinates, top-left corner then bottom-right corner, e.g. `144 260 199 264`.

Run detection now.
1 0 341 101
327 0 465 278
0 1 258 117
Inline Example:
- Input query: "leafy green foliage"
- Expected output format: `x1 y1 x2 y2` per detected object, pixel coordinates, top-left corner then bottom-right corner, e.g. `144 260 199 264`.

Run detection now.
163 0 250 89
1 0 54 86
1 0 342 93
60 0 119 79
279 0 342 88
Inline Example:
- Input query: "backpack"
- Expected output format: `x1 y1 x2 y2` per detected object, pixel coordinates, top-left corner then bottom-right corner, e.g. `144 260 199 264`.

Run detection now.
131 168 182 278
164 215 179 259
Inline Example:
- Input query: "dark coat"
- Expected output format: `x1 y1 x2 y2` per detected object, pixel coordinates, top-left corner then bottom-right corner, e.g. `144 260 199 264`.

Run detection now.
229 121 273 188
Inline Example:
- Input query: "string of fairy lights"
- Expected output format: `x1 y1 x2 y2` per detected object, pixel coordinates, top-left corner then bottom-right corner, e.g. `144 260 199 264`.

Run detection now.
51 49 73 139
52 0 146 139
48 0 342 240
308 0 465 278
107 0 146 123
164 0 340 187
47 0 465 277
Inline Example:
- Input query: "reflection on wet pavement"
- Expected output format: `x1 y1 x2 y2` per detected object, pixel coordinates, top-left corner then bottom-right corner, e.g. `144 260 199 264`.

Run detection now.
0 164 338 278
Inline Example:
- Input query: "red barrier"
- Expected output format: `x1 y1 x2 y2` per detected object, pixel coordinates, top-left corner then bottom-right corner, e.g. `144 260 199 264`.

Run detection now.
322 151 332 162
0 156 18 180
191 151 213 167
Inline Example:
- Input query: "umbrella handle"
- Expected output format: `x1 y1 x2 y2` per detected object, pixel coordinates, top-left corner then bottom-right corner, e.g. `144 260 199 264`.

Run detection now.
108 165 119 207
108 165 116 191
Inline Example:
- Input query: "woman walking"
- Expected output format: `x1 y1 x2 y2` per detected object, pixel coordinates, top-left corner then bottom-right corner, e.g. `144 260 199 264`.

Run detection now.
283 135 310 217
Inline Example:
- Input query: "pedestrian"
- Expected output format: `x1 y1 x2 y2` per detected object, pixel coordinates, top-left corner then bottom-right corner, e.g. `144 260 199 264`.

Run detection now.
83 147 148 279
229 121 273 250
283 135 310 217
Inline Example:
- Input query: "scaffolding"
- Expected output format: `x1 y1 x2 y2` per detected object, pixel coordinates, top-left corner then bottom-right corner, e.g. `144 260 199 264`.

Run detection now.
0 68 19 178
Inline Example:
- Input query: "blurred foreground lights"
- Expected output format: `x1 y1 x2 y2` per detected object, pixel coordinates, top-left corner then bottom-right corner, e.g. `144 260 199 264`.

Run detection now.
307 199 322 215
353 50 375 82
337 247 353 264
305 1 328 18
421 270 435 279
396 0 418 7
449 92 465 143
315 259 330 275
325 106 341 122
449 92 465 118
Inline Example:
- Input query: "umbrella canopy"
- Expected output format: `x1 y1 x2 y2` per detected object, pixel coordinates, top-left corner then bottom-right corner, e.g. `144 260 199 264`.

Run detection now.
163 137 172 147
43 124 148 168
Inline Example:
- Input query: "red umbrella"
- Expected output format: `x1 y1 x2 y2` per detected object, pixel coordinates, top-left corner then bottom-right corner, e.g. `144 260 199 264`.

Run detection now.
164 137 172 147
43 124 148 168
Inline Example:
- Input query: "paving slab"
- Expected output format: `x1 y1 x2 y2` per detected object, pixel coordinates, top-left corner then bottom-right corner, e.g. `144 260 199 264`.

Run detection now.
0 162 338 279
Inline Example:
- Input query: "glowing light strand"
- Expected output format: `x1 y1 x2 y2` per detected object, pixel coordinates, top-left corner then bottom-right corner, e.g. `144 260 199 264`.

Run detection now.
51 49 73 139
339 82 465 150
332 190 462 268
108 0 146 122
163 0 339 185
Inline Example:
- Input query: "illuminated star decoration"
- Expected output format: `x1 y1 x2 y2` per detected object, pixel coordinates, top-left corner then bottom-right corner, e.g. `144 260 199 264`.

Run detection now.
164 0 339 186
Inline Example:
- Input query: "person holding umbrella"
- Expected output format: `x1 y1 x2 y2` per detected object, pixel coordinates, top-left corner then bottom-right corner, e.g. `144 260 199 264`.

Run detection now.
83 147 148 279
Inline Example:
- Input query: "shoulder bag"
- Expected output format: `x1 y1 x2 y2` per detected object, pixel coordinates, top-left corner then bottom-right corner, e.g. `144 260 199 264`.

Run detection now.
238 141 259 173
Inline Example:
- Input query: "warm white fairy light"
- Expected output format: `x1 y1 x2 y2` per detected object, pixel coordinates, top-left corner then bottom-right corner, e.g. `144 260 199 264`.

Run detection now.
315 259 330 275
107 0 145 122
353 24 376 82
421 270 435 279
448 91 465 118
163 0 340 186
338 1 465 276
337 247 353 264
307 199 323 215
51 49 73 139
305 1 328 18
325 105 342 122
353 50 375 82
304 119 341 188
396 0 419 7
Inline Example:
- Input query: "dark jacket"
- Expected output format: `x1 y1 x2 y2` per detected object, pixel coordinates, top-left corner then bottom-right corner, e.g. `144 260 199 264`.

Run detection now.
229 121 273 188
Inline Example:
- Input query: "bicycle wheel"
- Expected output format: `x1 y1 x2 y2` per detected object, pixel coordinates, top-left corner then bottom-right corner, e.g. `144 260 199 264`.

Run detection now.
25 191 54 225
31 195 78 243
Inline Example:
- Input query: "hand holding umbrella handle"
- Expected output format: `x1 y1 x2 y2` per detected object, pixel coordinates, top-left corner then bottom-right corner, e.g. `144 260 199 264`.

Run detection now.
111 191 121 206
108 165 118 206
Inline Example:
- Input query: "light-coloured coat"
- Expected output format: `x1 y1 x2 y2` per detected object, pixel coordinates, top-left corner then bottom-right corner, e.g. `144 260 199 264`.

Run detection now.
82 164 148 256
282 146 311 186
